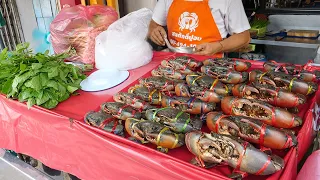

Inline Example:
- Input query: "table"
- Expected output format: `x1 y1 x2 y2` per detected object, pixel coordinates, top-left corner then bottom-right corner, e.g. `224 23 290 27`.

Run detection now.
0 51 318 180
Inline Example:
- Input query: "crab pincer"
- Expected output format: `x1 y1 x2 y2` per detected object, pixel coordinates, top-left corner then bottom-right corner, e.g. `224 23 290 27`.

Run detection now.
221 96 303 128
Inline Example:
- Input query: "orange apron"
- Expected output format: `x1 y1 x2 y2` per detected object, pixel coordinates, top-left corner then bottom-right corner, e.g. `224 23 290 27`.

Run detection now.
167 0 223 57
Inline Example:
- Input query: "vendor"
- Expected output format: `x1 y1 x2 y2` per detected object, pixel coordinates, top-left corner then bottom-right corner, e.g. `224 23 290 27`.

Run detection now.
148 0 251 57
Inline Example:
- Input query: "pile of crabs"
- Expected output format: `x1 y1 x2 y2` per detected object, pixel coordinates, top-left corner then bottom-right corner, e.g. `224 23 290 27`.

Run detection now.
84 56 320 179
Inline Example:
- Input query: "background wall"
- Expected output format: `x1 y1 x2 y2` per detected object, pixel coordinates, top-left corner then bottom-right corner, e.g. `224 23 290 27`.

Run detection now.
16 0 57 53
123 0 157 15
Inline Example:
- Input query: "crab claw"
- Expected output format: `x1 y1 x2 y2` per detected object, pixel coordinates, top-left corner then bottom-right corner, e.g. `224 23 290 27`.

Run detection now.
175 83 192 97
185 131 203 158
232 84 259 98
249 70 276 86
221 96 303 128
161 60 172 68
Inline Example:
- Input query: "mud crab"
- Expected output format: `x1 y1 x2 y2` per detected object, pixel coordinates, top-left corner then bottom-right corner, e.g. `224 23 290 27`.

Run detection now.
206 112 297 149
185 131 285 178
125 118 185 153
138 76 184 92
145 107 203 133
201 65 248 84
151 66 189 80
232 82 307 108
113 92 155 111
175 83 224 103
203 58 251 72
161 95 218 114
185 75 232 95
128 85 163 105
267 71 318 96
161 56 203 71
221 96 303 128
101 102 142 120
85 111 124 136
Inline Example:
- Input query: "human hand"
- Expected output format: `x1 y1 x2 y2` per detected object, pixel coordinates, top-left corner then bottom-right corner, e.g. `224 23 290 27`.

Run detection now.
194 42 223 56
149 26 167 46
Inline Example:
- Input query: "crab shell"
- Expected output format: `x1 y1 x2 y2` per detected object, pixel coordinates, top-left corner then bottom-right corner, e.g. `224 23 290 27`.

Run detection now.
125 118 185 149
161 95 218 114
221 96 303 128
185 75 232 96
203 58 251 72
138 76 184 91
113 92 155 111
163 56 203 69
145 108 203 133
84 111 124 136
101 102 142 120
200 65 248 84
128 85 163 105
185 131 285 175
151 66 188 80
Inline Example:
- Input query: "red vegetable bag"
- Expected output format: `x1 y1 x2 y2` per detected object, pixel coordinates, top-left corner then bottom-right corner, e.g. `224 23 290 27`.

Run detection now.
50 5 118 64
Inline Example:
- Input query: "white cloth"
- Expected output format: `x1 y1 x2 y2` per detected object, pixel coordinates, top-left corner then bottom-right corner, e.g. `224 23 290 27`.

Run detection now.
152 0 251 38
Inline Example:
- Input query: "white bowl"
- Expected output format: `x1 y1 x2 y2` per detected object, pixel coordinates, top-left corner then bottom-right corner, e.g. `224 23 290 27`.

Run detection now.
80 69 129 92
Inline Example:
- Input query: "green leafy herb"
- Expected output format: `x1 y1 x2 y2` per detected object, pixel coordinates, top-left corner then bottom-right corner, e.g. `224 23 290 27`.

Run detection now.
0 43 86 109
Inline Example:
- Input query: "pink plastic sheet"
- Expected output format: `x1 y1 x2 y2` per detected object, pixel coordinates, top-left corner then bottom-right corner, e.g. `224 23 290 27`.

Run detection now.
297 150 320 180
0 52 319 180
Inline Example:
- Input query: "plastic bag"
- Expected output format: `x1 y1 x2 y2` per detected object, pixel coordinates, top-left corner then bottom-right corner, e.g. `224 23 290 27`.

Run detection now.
95 8 153 70
50 5 118 64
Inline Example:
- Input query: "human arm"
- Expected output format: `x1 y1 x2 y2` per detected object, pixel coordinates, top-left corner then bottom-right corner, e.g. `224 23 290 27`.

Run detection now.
195 0 251 55
148 20 167 46
147 0 169 46
194 30 250 55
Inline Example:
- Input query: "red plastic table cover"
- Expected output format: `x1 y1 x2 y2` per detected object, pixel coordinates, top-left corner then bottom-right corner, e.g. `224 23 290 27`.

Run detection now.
297 150 320 180
0 51 319 180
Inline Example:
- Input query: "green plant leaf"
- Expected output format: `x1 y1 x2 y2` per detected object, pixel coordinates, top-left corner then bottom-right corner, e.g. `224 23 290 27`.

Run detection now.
20 62 27 71
27 98 36 109
32 63 42 70
24 75 42 91
46 80 59 90
11 71 35 92
39 73 49 87
67 86 78 93
36 91 50 105
2 79 13 94
48 66 59 79
41 99 58 109
18 88 33 102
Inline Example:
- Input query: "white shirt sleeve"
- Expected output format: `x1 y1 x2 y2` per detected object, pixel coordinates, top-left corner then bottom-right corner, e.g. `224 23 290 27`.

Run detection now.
225 0 251 35
152 0 168 26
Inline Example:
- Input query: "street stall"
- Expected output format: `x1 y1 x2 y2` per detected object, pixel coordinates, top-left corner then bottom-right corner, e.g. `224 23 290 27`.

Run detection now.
0 2 320 180
0 49 319 179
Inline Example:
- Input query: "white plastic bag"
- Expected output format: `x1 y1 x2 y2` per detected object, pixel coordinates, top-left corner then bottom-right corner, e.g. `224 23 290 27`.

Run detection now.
95 8 153 70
